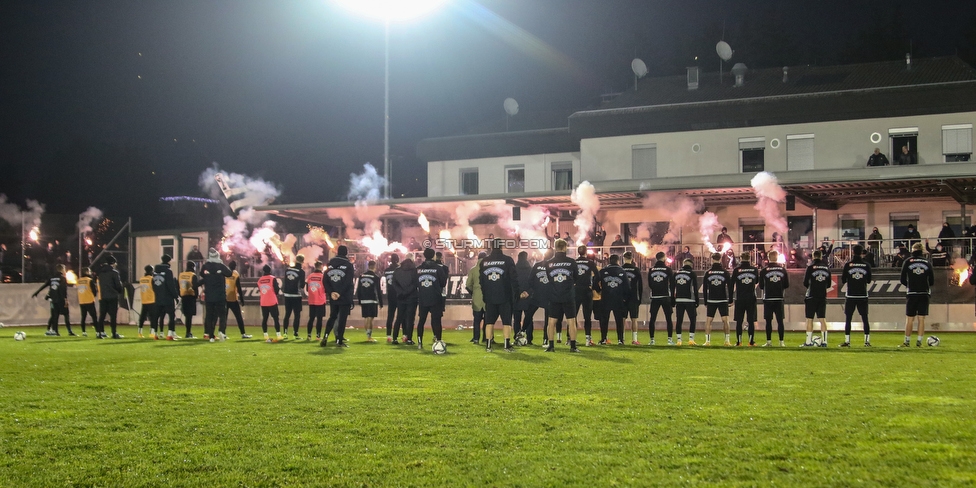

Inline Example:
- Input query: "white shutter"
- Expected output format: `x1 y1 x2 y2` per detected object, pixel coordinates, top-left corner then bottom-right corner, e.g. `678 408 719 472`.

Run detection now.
738 137 765 150
632 144 657 179
787 135 814 171
942 125 973 156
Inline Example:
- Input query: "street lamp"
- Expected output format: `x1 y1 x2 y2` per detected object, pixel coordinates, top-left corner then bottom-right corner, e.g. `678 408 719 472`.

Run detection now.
334 0 448 199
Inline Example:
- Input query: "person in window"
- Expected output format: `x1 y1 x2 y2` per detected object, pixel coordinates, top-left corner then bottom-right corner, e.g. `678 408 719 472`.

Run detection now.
895 145 916 165
902 224 921 249
866 148 889 167
867 227 883 253
937 222 955 247
408 237 422 251
818 238 835 267
676 246 695 266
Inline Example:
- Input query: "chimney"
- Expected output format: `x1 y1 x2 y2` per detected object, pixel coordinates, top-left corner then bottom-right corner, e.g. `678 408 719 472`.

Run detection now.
731 63 748 87
782 66 789 83
687 66 699 90
906 52 912 70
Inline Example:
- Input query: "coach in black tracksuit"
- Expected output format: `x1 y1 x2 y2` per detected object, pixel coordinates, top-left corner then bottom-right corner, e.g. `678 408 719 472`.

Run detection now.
416 248 448 349
384 254 400 342
522 257 550 345
673 259 699 345
647 252 675 345
392 253 419 345
731 252 760 346
841 244 872 347
96 256 125 339
322 245 355 347
514 252 534 339
282 255 306 337
759 251 789 346
200 248 232 341
545 240 579 352
153 254 180 338
595 254 630 344
574 245 598 346
480 242 520 352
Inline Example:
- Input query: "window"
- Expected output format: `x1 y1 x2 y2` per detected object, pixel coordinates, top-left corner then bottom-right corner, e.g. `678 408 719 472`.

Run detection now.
942 124 973 162
160 238 174 261
787 134 814 170
460 168 478 195
891 212 919 247
741 224 765 252
840 219 864 241
739 137 765 172
506 166 525 193
632 144 657 179
889 128 918 165
623 222 669 245
943 211 972 238
551 162 573 191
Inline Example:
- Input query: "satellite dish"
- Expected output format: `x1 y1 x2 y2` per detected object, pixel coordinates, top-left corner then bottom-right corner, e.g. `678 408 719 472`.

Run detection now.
631 58 648 78
503 98 519 116
716 41 733 61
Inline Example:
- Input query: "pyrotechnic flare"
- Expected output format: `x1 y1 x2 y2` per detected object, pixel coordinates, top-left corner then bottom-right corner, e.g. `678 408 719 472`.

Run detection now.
951 258 971 286
77 207 104 234
699 212 721 253
418 212 430 233
571 181 600 245
0 194 45 238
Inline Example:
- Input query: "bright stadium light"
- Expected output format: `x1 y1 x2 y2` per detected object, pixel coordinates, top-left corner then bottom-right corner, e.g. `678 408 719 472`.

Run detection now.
333 0 449 198
334 0 447 22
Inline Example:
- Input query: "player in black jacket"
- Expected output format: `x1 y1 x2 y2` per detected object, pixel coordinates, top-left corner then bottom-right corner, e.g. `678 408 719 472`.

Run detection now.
702 252 732 346
356 260 384 343
392 253 419 345
801 250 831 347
479 241 520 352
522 256 550 346
416 249 448 350
546 239 580 352
514 252 534 341
730 252 759 346
153 254 181 340
383 254 400 343
200 249 233 342
595 254 630 345
321 245 355 347
840 245 872 347
647 252 675 345
96 256 125 339
282 255 306 339
574 245 598 346
621 251 643 344
672 258 699 346
900 243 934 348
759 250 789 347
33 264 74 336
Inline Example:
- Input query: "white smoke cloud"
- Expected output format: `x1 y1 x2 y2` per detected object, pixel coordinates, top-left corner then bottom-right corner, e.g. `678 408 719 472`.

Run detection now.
348 163 387 204
641 192 703 243
199 165 285 263
77 206 104 234
571 181 600 245
199 164 280 215
0 194 45 231
699 211 721 253
750 171 788 238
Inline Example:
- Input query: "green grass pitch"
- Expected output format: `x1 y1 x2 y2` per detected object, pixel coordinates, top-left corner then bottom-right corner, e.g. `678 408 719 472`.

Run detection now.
2 327 975 487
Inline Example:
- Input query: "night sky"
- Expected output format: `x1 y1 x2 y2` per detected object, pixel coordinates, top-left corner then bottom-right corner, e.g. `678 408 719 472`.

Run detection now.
2 0 975 225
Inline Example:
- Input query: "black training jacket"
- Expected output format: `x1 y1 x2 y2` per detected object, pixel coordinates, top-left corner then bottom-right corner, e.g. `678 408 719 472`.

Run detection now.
841 259 872 299
731 264 760 302
647 261 675 299
673 266 699 305
324 256 355 305
479 249 519 305
759 264 789 301
703 263 732 304
417 259 448 307
803 260 831 300
900 253 934 295
596 264 630 310
546 251 577 303
356 270 384 306
282 265 306 297
200 261 232 303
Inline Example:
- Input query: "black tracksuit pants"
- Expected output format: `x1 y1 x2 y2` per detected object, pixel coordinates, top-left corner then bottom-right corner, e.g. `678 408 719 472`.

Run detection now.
79 303 97 332
395 300 418 341
204 301 227 338
676 302 697 336
283 297 302 335
417 303 444 343
472 309 485 342
98 298 119 336
157 301 177 333
649 298 673 338
261 305 280 333
307 304 325 337
324 303 351 343
575 292 593 336
520 306 539 343
385 295 398 337
226 301 247 334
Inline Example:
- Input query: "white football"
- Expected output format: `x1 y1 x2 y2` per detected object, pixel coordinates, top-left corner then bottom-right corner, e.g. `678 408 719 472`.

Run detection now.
432 340 447 355
14 331 26 341
811 335 823 346
515 332 528 346
455 325 464 331
927 336 940 347
0 322 5 328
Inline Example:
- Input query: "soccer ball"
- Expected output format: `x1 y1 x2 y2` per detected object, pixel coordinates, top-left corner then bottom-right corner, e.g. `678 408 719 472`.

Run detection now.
455 325 464 331
0 322 5 328
811 335 823 346
515 332 528 346
432 340 447 355
927 336 940 347
14 331 26 341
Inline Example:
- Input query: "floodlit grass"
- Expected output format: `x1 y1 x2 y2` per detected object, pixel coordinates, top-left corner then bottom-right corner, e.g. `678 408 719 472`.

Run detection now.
1 327 975 487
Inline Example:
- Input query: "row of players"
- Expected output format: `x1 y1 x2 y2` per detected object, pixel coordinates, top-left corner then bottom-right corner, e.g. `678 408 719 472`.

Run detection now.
33 240 947 350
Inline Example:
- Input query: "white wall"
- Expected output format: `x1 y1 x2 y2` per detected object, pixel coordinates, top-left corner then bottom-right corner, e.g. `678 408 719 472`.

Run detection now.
579 111 976 181
427 152 580 197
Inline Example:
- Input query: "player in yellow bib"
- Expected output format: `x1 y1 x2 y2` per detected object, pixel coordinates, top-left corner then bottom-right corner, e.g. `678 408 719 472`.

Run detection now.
178 262 200 338
76 267 98 337
137 265 158 338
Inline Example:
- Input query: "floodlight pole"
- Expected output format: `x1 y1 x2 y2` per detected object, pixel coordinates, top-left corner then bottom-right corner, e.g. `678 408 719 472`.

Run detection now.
21 214 25 282
384 20 391 199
